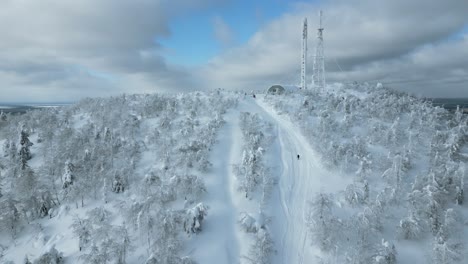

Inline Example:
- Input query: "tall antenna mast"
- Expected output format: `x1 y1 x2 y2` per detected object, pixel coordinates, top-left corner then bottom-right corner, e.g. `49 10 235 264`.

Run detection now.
301 18 308 90
313 10 325 89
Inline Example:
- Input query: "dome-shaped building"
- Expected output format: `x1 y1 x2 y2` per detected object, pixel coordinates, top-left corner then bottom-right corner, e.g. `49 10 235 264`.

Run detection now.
266 85 285 95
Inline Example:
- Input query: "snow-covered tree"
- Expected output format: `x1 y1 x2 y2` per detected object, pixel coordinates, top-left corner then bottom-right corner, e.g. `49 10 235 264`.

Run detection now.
239 212 258 233
398 213 423 240
246 228 275 264
24 256 32 264
72 217 91 251
454 165 464 205
183 203 207 234
0 111 7 122
169 173 206 201
15 166 40 219
80 243 108 264
112 174 125 193
18 128 33 170
33 246 63 264
373 239 397 264
0 194 21 239
381 153 405 192
62 161 74 189
307 193 339 251
113 225 131 264
344 183 366 206
432 208 463 264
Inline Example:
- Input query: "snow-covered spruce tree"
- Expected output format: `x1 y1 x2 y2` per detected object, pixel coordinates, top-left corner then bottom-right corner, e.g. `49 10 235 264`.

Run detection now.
72 217 92 251
428 196 441 236
0 111 7 122
355 155 372 182
234 112 272 198
61 160 89 208
148 209 186 263
245 228 275 264
113 225 132 264
183 203 207 234
344 183 366 206
306 193 338 251
62 161 74 189
432 208 463 264
24 256 32 264
15 166 40 220
455 185 464 205
18 128 33 170
80 243 107 264
2 139 13 158
144 254 195 264
112 173 125 193
381 153 405 194
239 212 258 233
169 173 206 202
454 165 465 205
33 246 64 264
398 213 423 240
75 207 134 264
0 194 21 239
373 239 397 264
345 212 376 263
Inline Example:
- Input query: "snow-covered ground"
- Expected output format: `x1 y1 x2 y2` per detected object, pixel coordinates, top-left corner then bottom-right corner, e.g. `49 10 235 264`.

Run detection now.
185 105 241 263
256 98 352 264
1 84 467 263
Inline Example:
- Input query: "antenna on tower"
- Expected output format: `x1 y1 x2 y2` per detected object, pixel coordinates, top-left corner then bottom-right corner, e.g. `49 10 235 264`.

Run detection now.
313 10 325 89
301 18 308 90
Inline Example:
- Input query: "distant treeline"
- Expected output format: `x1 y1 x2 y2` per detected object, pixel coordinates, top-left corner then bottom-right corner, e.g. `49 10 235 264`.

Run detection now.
0 106 40 114
0 103 69 114
430 98 468 110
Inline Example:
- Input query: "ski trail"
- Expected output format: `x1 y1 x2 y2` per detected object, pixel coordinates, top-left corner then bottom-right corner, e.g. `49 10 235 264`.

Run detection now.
191 97 338 264
190 107 241 264
254 97 329 264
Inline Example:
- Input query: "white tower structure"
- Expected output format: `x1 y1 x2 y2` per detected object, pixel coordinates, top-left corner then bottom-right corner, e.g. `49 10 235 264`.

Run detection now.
312 10 325 89
301 18 308 90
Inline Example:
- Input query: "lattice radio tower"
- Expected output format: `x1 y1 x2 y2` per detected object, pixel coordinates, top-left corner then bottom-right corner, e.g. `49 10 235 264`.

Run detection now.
312 10 325 89
301 18 308 90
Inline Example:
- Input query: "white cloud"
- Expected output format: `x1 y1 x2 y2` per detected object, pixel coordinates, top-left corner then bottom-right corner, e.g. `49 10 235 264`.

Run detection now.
213 16 235 48
0 0 222 102
198 0 468 97
1 0 467 101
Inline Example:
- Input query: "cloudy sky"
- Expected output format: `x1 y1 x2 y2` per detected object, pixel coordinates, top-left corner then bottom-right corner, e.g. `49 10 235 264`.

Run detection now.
0 0 467 102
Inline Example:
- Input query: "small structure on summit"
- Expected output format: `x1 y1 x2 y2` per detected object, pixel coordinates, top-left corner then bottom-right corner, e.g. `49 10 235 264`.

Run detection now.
267 85 285 95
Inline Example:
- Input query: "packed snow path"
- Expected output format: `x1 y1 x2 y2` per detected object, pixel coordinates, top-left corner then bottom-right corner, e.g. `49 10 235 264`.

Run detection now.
189 107 241 263
255 98 325 264
193 96 345 264
254 97 346 263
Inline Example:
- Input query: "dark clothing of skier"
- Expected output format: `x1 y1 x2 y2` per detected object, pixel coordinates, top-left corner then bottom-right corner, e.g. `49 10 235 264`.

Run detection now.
297 154 300 160
253 94 256 98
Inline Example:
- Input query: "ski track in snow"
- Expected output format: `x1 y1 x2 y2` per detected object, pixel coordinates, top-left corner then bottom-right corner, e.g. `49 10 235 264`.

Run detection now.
189 106 241 264
254 97 337 264
196 96 342 264
253 100 315 264
206 97 330 264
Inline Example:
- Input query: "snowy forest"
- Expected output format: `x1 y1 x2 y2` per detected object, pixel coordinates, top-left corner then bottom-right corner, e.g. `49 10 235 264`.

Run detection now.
1 83 467 263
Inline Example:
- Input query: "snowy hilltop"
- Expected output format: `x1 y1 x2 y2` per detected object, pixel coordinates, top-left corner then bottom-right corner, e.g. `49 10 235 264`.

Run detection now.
0 83 467 264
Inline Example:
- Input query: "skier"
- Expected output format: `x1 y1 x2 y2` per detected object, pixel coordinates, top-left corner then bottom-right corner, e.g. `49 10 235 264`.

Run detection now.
297 154 300 160
253 94 256 99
